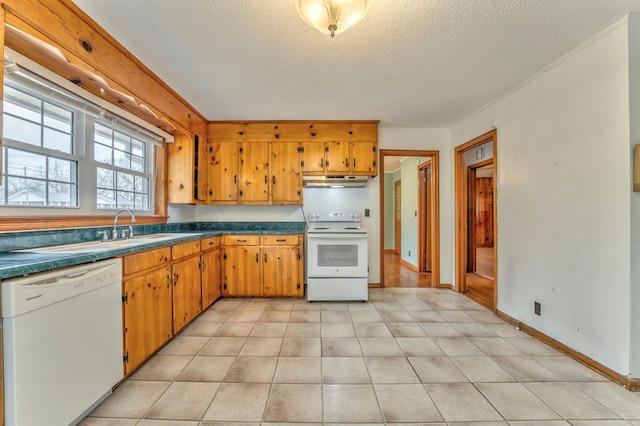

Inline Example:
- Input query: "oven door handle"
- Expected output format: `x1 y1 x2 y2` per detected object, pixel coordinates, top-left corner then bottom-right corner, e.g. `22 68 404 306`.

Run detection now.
307 234 368 240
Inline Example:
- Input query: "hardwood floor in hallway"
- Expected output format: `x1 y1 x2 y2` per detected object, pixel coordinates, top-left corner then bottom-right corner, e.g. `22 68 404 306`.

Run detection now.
466 272 494 311
383 252 431 287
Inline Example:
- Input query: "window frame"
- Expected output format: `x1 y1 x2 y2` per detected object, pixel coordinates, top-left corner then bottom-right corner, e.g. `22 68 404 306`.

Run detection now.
0 61 168 229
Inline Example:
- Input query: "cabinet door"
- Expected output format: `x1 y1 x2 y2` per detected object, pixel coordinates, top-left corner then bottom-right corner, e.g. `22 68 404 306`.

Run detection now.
262 246 301 296
301 141 326 173
350 141 377 175
123 266 172 374
194 134 207 202
208 141 238 202
325 141 350 173
271 142 301 204
172 256 202 333
167 134 195 204
201 248 221 309
223 246 262 296
238 142 270 202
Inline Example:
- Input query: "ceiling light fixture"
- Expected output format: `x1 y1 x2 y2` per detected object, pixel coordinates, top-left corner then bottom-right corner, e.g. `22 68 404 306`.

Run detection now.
296 0 370 38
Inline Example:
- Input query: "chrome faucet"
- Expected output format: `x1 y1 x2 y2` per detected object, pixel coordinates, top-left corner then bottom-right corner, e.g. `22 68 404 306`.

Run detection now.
113 209 136 240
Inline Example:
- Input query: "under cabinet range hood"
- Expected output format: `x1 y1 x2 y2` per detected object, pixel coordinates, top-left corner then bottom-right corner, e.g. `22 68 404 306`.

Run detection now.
303 175 370 188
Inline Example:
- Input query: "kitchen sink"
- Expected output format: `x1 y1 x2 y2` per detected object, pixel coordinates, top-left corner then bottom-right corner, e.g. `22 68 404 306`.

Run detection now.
17 233 201 254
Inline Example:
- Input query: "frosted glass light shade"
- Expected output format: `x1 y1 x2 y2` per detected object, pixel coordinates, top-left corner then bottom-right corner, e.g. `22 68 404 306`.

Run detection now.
297 0 371 38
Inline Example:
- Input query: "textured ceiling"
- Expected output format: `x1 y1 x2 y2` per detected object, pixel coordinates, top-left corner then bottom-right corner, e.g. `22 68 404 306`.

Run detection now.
72 0 640 128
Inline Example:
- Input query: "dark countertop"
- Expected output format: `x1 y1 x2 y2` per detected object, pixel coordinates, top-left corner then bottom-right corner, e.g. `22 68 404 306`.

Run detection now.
0 222 305 280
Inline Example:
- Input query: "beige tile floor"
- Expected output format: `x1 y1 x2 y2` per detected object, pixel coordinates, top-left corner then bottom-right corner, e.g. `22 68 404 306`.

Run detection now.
81 287 640 426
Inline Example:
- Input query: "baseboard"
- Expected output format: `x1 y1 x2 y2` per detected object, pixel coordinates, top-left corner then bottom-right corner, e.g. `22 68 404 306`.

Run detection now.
368 283 382 288
383 249 396 253
496 310 639 391
437 283 454 289
400 259 418 272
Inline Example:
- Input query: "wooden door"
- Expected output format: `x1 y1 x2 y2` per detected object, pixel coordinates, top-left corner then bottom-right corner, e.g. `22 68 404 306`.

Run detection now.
238 142 270 202
271 142 301 204
419 162 432 272
223 246 262 296
476 177 494 247
172 255 202 333
262 246 300 296
201 248 221 309
208 141 238 202
301 141 327 173
325 141 350 173
394 180 401 254
123 266 172 374
350 141 377 175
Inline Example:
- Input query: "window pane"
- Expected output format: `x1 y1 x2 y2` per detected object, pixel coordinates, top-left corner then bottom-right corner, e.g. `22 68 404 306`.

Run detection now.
48 158 74 183
135 176 149 194
7 149 46 179
97 189 116 210
131 155 144 172
4 115 41 146
0 182 5 204
117 171 134 192
113 149 130 169
7 177 46 205
4 86 41 123
114 131 131 152
43 128 72 153
117 191 134 209
94 143 112 165
134 193 149 210
95 122 113 147
43 102 72 133
48 182 74 207
131 140 144 157
97 167 114 190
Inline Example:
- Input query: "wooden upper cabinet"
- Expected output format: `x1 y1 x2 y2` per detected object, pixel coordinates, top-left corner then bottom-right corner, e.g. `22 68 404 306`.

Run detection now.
325 141 351 174
168 133 207 204
271 142 301 204
208 141 238 202
301 141 326 173
238 142 270 203
350 141 378 174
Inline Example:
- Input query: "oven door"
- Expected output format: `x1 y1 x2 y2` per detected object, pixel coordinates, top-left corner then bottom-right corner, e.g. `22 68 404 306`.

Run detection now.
306 233 368 278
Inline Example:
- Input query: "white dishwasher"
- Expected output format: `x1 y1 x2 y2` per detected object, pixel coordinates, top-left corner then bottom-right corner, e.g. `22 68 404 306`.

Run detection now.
2 258 123 426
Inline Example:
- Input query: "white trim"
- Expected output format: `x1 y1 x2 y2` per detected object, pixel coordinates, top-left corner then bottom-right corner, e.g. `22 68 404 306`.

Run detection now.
4 47 174 143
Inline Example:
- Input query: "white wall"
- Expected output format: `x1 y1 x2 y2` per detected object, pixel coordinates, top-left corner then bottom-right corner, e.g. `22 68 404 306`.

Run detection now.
400 157 429 267
451 18 632 375
627 15 640 378
383 173 395 250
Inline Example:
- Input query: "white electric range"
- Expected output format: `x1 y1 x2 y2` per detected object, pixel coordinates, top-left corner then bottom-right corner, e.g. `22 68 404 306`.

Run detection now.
305 211 368 302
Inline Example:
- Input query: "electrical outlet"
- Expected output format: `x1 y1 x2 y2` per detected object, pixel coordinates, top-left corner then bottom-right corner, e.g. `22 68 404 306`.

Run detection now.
534 301 541 316
408 251 411 257
364 209 370 217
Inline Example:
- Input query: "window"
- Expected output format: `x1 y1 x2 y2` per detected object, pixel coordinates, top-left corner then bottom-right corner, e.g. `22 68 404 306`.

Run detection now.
0 66 159 214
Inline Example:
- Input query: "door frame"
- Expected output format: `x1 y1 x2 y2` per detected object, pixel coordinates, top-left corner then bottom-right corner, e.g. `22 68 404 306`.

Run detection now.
418 160 432 272
380 150 440 287
394 180 401 254
454 129 498 310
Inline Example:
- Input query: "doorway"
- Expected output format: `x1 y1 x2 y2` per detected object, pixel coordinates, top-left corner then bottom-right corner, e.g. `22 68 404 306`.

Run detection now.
454 130 498 311
380 150 440 287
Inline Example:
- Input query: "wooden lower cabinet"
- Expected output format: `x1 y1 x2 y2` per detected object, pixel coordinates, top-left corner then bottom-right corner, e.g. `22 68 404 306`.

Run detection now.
172 255 202 333
263 246 301 296
201 247 221 308
222 234 303 297
223 245 262 296
122 266 173 374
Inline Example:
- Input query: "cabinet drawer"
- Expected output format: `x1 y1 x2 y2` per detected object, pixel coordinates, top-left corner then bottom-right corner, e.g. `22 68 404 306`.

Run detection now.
261 235 299 245
123 247 171 276
172 240 201 259
223 235 260 246
201 236 220 251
